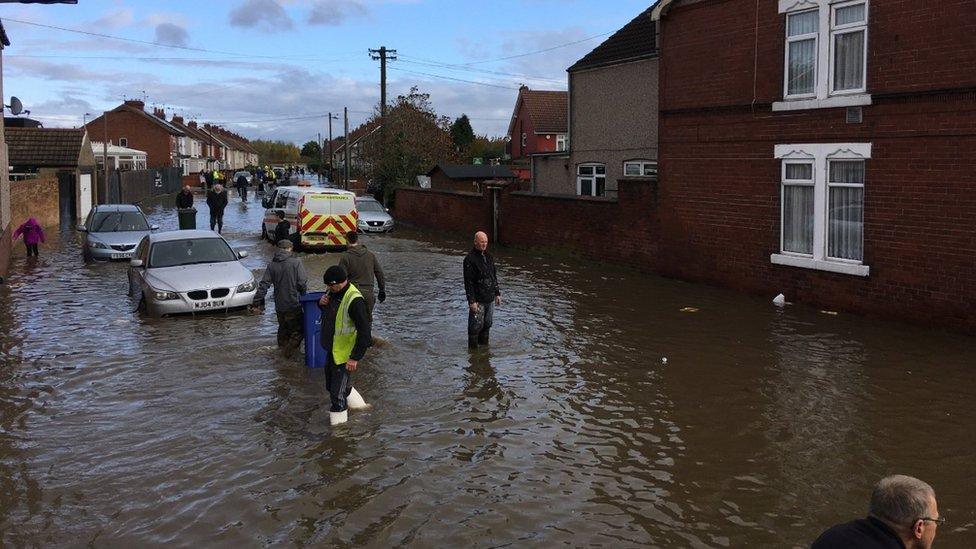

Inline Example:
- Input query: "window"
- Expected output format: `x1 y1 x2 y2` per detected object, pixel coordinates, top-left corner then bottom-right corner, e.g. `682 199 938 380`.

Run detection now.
623 160 658 177
772 143 871 276
775 0 870 111
119 138 128 147
521 133 527 149
577 164 606 197
556 134 568 152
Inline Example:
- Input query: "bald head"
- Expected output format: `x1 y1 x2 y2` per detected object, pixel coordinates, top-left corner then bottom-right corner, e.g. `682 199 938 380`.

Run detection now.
473 231 488 252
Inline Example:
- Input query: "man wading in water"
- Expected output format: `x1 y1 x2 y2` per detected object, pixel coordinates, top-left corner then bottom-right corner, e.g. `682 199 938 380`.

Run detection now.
463 231 501 349
318 265 372 426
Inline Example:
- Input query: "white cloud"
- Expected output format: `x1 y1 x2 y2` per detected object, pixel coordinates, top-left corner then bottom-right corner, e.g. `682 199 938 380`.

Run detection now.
229 0 294 31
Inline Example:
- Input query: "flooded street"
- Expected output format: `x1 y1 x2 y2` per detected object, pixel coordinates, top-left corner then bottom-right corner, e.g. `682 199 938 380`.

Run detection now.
1 192 974 547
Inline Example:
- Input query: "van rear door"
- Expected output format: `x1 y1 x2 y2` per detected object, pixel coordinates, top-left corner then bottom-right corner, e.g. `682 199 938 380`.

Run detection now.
298 192 358 248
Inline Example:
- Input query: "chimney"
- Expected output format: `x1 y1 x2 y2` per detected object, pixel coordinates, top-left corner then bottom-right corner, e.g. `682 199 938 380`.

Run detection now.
188 121 197 128
172 115 184 124
124 99 145 110
153 107 165 118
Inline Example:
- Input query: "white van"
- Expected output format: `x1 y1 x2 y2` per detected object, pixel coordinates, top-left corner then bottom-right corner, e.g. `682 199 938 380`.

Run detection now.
261 186 358 250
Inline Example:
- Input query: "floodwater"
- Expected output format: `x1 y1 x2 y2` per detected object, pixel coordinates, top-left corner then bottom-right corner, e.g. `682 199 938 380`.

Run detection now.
1 185 974 547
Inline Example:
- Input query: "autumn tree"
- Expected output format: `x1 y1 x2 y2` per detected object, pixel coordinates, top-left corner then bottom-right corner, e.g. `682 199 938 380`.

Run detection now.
251 140 301 165
359 87 459 203
449 114 475 151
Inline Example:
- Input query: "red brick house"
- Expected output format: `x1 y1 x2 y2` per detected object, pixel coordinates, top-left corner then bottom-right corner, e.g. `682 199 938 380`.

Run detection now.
506 86 568 162
652 0 976 332
85 100 184 169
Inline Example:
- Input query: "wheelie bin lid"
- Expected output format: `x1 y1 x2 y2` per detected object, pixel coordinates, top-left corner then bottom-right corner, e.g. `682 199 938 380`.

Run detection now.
300 291 325 303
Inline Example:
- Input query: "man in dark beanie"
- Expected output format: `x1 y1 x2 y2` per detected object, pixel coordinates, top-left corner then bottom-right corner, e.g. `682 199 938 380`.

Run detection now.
318 264 372 426
253 238 308 358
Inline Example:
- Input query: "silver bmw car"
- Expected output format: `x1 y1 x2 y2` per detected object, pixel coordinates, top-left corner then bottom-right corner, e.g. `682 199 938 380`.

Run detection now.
79 204 158 261
128 230 257 317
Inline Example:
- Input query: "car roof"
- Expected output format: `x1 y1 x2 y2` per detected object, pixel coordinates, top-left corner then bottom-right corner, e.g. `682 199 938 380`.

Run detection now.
275 186 356 197
147 229 226 243
93 204 142 213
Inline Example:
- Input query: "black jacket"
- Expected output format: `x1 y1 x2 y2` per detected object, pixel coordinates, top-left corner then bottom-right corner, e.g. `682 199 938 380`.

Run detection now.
206 189 228 213
176 191 194 209
274 220 291 243
318 284 371 361
463 248 500 304
812 517 906 549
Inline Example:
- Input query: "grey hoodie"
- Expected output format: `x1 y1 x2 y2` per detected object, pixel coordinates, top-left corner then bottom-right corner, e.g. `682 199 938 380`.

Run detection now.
256 249 308 312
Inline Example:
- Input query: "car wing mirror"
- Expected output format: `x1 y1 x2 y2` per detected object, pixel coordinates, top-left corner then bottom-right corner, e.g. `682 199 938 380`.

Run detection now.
237 250 248 259
150 224 160 231
130 259 144 268
77 224 88 232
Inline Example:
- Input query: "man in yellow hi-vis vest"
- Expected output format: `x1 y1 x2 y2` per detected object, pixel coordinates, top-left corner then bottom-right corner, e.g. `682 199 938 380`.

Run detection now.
318 265 372 426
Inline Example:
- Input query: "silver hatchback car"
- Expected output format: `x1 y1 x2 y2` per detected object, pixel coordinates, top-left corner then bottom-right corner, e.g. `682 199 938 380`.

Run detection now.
79 204 158 261
128 230 257 317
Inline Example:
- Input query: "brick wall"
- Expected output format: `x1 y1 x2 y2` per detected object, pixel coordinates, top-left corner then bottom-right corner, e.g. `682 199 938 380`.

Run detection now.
531 154 572 194
0 225 10 279
655 0 976 334
86 110 175 169
394 188 491 236
9 177 60 229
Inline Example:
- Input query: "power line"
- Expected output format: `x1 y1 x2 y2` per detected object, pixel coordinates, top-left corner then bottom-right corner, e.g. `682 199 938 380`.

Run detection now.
397 57 564 85
389 67 518 90
454 30 614 66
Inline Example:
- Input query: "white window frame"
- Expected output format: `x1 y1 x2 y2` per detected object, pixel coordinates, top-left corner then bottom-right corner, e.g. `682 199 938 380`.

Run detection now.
783 8 819 100
556 134 568 152
771 142 871 276
576 163 606 197
828 0 868 96
520 133 527 149
780 159 816 255
119 137 128 148
774 0 871 111
623 160 658 178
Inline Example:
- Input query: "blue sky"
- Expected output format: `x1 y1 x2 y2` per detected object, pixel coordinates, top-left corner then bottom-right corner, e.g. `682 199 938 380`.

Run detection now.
1 0 650 144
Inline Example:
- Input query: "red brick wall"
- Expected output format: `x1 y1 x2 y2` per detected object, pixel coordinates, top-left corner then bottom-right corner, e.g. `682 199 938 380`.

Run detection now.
394 188 491 236
86 111 174 169
656 1 976 334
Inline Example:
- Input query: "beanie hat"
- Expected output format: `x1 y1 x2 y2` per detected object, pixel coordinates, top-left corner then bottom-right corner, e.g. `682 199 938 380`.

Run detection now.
323 265 348 285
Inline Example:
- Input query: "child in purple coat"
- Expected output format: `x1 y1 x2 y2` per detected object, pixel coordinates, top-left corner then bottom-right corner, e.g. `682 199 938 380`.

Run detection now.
13 217 45 257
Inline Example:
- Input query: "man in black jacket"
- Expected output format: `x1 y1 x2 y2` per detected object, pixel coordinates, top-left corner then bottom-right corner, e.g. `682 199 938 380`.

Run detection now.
318 265 371 426
273 210 291 244
206 184 228 233
812 475 941 549
176 186 194 209
462 231 501 349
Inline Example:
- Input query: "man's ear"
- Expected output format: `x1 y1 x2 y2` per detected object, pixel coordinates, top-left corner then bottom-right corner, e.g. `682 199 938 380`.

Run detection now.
912 519 924 540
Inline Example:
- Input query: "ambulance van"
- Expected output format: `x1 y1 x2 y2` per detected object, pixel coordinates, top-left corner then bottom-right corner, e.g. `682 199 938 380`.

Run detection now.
261 186 359 250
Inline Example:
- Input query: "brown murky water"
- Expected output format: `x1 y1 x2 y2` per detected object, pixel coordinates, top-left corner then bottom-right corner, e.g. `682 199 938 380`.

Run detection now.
1 190 973 547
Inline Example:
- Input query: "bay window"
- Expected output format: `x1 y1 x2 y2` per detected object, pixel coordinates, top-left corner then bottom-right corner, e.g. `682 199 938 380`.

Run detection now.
772 143 871 276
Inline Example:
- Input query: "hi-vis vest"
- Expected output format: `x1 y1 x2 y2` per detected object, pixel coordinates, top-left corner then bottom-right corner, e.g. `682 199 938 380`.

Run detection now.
332 283 363 364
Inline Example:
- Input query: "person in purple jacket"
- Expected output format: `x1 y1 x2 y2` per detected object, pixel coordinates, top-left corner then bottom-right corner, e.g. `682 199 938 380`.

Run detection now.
12 217 45 258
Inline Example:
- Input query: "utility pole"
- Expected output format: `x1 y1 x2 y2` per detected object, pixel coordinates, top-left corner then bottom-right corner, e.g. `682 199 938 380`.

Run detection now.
343 107 350 190
318 131 323 182
369 46 397 125
327 112 339 183
102 112 109 194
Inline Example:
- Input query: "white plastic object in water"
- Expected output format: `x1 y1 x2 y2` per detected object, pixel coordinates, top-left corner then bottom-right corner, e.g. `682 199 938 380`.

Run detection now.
329 410 348 426
773 294 787 306
347 387 370 410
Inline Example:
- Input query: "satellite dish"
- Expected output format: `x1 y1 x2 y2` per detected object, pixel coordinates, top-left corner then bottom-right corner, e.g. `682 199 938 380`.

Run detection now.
8 97 23 116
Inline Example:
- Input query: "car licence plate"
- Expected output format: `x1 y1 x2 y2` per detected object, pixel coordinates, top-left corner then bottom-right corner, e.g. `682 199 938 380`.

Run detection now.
111 252 133 259
194 300 225 310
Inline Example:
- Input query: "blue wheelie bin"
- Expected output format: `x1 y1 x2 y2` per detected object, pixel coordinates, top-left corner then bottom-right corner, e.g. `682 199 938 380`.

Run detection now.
300 292 328 368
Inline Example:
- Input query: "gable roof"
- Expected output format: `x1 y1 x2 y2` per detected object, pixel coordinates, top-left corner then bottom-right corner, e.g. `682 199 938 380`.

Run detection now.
568 6 658 72
506 88 568 137
7 127 89 168
109 102 185 136
428 164 516 180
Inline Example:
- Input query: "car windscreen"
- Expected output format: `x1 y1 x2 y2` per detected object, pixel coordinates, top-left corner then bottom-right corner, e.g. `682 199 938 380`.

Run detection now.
356 200 385 213
91 211 149 232
149 238 237 268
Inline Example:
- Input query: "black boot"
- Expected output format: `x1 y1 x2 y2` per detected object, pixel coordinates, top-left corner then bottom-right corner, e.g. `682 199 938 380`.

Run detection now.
477 328 490 345
468 335 479 349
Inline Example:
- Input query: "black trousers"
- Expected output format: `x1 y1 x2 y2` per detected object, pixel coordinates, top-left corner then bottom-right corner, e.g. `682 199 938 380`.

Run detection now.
210 211 224 233
324 354 352 412
25 243 39 257
467 301 494 340
275 309 303 356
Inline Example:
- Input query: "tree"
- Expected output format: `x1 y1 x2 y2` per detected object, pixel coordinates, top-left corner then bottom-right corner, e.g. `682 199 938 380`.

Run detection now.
449 114 475 151
359 87 460 203
300 140 321 159
251 140 301 165
468 135 506 161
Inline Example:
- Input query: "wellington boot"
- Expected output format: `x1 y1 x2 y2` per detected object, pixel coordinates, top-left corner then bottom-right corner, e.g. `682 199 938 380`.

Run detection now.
347 387 370 410
477 329 490 345
329 410 348 426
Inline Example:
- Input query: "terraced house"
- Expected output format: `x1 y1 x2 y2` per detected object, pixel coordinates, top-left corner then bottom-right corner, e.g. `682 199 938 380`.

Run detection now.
651 0 976 333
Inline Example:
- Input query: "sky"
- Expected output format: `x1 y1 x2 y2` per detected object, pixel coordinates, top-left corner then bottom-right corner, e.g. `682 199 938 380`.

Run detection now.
1 0 651 145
